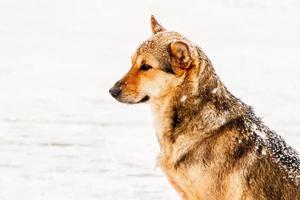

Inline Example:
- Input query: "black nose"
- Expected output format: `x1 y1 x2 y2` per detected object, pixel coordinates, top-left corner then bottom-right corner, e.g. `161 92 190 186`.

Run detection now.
109 86 121 98
109 81 122 98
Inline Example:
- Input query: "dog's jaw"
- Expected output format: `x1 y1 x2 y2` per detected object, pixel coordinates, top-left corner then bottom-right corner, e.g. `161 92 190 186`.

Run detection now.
113 95 150 104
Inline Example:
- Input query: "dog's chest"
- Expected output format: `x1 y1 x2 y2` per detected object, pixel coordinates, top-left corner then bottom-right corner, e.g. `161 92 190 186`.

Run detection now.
159 160 210 199
159 154 246 200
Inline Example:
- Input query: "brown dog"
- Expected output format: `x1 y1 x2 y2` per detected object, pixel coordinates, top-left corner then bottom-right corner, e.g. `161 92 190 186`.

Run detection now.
109 16 300 200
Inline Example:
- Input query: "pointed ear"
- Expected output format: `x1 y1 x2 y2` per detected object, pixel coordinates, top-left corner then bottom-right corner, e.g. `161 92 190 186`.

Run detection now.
151 15 166 34
169 40 192 70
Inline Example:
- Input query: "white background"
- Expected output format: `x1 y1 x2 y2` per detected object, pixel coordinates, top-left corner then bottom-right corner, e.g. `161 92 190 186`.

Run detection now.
0 0 299 199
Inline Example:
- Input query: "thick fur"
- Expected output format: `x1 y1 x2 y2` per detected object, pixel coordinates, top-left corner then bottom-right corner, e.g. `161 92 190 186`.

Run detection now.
109 16 300 200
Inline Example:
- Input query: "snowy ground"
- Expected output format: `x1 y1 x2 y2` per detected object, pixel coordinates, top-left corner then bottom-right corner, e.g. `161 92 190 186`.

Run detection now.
0 0 299 199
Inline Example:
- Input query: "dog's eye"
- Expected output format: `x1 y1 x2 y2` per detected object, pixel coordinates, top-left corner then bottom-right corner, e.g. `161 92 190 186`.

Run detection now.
140 64 152 71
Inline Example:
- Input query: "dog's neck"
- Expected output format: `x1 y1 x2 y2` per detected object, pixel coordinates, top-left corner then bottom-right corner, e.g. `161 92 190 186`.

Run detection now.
150 47 247 155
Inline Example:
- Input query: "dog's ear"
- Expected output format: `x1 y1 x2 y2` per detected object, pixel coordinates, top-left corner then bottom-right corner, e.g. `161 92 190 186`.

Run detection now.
151 15 166 34
169 40 192 71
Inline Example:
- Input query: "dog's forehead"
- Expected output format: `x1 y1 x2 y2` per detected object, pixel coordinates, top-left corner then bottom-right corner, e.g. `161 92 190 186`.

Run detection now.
136 31 183 57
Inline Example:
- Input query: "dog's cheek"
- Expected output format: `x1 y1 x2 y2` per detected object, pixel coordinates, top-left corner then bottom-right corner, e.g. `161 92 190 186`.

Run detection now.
137 76 156 97
141 73 173 97
139 80 159 97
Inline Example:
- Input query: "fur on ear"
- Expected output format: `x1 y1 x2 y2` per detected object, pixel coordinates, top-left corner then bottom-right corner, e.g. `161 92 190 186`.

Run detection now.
169 40 192 70
151 15 166 34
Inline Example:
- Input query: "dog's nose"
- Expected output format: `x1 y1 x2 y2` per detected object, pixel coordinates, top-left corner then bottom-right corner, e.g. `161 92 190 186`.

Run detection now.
109 86 121 98
109 81 122 98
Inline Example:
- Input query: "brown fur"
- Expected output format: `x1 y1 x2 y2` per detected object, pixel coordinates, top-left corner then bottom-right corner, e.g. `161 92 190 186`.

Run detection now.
109 16 300 200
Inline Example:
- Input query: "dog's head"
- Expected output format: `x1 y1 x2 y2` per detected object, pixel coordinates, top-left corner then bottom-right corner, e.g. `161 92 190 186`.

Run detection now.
109 16 199 104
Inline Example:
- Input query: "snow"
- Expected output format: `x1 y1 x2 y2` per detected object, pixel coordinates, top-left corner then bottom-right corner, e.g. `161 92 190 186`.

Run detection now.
252 123 267 140
0 0 300 199
261 149 267 156
180 95 187 102
211 88 218 94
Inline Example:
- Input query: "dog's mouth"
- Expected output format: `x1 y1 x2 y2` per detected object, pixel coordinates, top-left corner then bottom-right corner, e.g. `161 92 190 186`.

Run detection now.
114 95 150 104
138 95 150 103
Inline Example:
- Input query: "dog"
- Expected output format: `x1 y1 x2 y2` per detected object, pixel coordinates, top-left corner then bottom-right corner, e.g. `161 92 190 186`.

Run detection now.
109 16 300 200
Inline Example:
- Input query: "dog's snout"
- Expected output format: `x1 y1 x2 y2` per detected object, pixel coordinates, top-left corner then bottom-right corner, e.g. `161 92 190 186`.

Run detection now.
109 81 122 98
109 86 121 98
